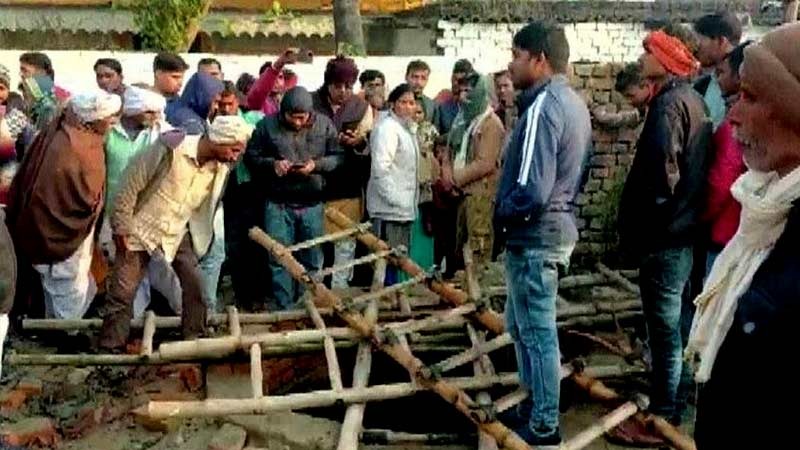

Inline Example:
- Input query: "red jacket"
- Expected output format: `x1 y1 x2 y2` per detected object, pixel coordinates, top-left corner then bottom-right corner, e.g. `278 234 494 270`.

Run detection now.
246 66 298 116
704 119 746 247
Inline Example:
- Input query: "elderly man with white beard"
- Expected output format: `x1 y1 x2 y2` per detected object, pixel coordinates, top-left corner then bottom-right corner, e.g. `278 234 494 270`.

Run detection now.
685 22 800 450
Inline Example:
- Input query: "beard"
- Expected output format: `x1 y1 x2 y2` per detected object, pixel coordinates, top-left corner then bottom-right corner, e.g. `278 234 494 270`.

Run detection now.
734 126 766 171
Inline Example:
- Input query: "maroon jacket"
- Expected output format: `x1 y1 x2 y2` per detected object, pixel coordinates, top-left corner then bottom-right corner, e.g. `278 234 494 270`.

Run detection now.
703 118 746 247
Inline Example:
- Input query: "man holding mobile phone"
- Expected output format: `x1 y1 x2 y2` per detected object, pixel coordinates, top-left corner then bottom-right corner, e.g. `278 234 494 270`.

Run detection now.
246 47 309 116
245 87 342 310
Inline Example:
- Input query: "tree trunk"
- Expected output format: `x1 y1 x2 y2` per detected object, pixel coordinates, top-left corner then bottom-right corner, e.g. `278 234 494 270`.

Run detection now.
333 0 367 56
181 0 212 52
785 1 799 23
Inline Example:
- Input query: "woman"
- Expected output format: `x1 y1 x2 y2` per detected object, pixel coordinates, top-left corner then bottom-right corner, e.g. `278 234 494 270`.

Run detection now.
409 98 439 273
21 74 58 132
367 84 419 285
443 72 504 265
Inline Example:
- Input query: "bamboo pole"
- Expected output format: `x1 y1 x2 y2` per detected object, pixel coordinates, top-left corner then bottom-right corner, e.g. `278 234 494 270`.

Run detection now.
494 389 529 414
337 297 379 450
596 263 640 295
313 249 393 280
250 343 263 398
360 429 470 445
558 311 641 328
561 398 644 450
136 372 520 419
287 222 372 252
305 298 344 392
247 227 529 450
350 273 428 306
141 311 156 357
227 306 241 338
384 304 474 335
324 208 505 335
431 333 513 374
468 323 499 450
569 373 696 450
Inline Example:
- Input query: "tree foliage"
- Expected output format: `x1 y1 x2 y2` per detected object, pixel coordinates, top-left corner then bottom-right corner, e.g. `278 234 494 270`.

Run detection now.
131 0 211 52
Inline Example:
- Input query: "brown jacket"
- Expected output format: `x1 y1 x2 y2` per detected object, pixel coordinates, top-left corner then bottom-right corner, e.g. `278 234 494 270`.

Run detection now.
6 111 105 264
452 112 505 197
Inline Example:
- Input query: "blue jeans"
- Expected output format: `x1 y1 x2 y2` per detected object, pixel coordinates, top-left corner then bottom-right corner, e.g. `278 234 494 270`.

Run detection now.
265 202 323 310
199 206 226 314
504 243 574 439
638 246 694 420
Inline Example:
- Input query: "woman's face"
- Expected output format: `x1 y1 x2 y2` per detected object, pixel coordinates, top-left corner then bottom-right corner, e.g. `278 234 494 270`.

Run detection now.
0 83 8 103
392 92 417 120
413 102 425 123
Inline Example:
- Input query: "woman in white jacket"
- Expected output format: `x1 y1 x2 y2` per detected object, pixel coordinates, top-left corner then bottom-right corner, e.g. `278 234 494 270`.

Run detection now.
366 83 419 284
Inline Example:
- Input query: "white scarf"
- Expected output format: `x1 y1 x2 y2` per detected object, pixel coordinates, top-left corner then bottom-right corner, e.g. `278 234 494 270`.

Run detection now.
686 165 800 382
454 106 494 171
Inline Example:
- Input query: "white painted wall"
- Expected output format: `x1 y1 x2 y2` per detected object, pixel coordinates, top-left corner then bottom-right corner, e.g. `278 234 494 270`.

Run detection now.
438 20 773 65
1 50 486 99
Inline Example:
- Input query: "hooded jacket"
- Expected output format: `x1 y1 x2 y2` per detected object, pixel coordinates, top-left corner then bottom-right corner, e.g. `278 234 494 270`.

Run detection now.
245 87 343 205
618 79 712 256
166 72 223 136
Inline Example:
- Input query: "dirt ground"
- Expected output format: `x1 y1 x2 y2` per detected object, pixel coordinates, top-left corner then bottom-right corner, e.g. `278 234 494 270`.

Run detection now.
0 273 691 450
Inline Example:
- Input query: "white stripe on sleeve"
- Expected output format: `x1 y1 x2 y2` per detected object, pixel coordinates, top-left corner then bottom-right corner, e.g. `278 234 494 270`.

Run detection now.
517 91 548 186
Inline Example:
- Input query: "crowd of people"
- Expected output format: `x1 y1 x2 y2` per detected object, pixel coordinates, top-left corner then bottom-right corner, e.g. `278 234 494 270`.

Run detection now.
0 12 799 449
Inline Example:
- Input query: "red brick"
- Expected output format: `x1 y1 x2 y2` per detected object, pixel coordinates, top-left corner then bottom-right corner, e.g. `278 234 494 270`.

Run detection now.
0 390 30 414
0 417 60 447
179 365 204 393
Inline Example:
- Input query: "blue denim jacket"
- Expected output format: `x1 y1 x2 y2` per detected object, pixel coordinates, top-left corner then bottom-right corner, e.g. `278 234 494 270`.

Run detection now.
493 75 591 249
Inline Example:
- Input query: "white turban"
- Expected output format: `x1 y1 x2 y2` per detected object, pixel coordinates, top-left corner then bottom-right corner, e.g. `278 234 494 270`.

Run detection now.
123 86 166 117
208 115 254 145
69 91 122 123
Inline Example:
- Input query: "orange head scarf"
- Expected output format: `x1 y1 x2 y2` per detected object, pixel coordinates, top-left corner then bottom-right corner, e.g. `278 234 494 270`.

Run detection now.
643 30 699 78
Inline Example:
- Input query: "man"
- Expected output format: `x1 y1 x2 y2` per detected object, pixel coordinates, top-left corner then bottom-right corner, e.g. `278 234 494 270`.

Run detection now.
614 62 650 114
197 58 223 80
359 69 386 114
693 12 742 130
213 81 268 311
102 86 180 318
494 21 591 448
19 52 70 102
493 69 517 131
245 87 342 310
6 92 121 319
615 30 711 442
94 58 125 96
247 49 299 116
702 42 750 271
154 52 191 126
100 115 253 351
433 59 473 135
406 60 434 120
687 23 800 450
312 56 373 289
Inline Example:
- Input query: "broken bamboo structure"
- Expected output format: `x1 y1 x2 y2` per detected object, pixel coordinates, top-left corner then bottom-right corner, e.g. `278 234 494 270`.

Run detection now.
325 208 506 335
242 226 531 449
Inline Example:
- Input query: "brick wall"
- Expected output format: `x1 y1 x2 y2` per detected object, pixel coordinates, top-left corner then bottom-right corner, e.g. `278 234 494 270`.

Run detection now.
437 20 771 64
570 62 641 259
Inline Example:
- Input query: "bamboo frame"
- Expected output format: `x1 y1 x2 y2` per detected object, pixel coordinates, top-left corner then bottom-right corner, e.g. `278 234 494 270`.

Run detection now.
312 249 394 280
244 226 530 450
141 311 156 357
286 222 372 252
305 298 344 391
250 343 263 398
324 208 506 335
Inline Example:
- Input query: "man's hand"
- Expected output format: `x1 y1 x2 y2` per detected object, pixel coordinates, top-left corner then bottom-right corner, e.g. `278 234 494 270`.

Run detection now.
338 130 364 148
113 234 129 253
274 160 292 177
275 48 299 69
295 159 315 176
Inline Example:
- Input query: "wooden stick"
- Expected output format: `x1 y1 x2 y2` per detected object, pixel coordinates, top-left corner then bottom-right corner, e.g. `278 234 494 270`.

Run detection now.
360 429 470 445
250 343 263 398
287 222 372 252
384 304 474 335
350 273 428 306
324 209 506 335
136 372 520 418
227 306 241 338
569 373 696 450
305 299 344 392
313 249 393 280
468 323 499 450
494 389 529 414
20 306 448 332
432 333 513 374
558 311 641 328
248 226 529 450
561 400 642 450
141 311 156 357
596 263 640 295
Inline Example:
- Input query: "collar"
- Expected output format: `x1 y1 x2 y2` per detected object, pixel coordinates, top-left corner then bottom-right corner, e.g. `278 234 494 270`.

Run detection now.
516 75 562 111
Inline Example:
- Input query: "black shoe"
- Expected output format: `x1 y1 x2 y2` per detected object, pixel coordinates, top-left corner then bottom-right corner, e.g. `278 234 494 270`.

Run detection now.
513 424 562 449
